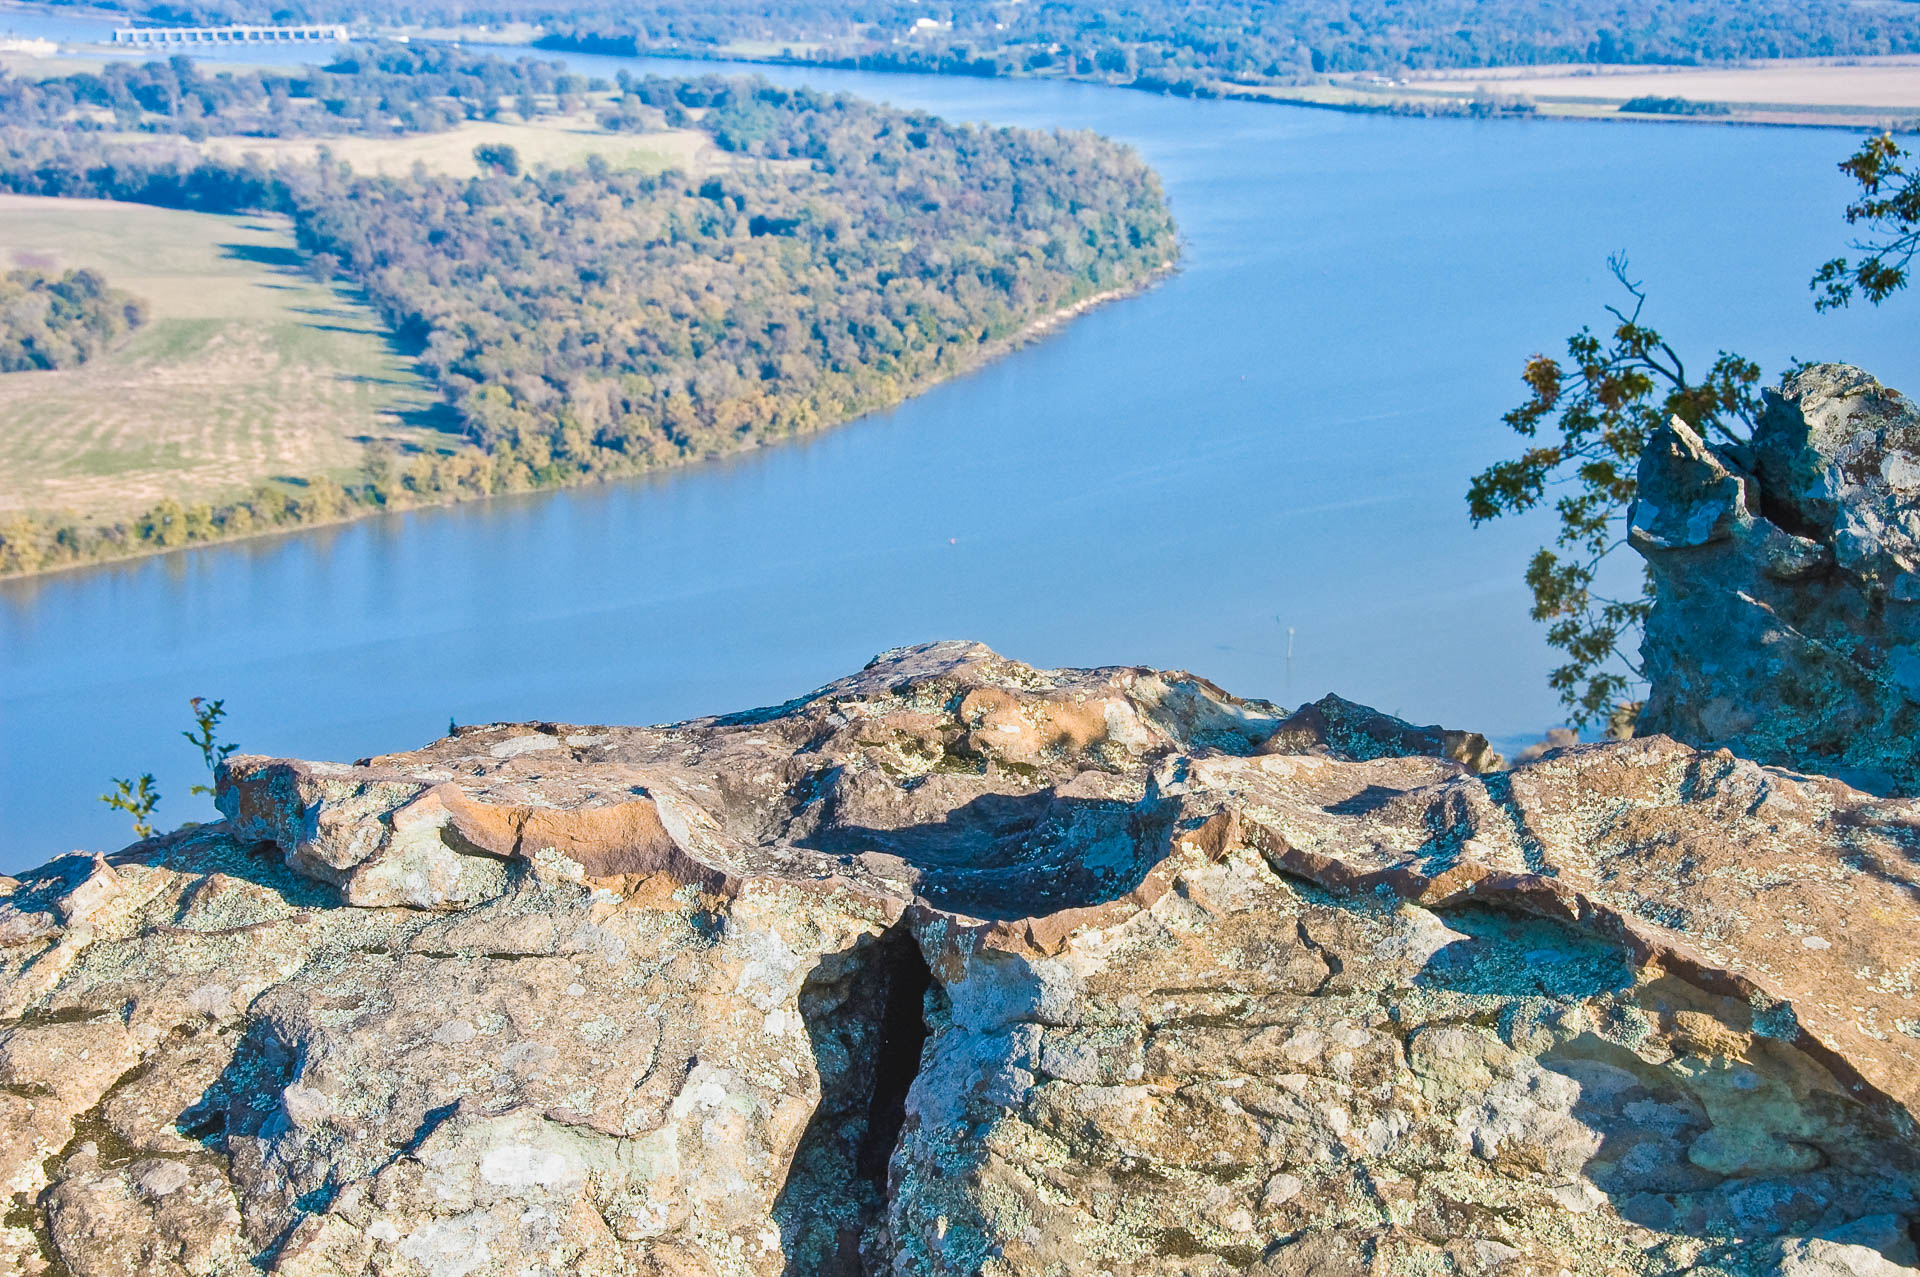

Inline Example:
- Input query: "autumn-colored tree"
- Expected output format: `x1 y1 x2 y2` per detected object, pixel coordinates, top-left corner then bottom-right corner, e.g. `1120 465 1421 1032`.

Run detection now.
1812 132 1919 310
0 266 146 371
0 75 1172 577
1467 256 1760 726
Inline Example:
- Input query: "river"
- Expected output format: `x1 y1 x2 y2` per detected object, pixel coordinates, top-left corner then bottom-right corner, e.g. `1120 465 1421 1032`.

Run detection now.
1 19 1912 865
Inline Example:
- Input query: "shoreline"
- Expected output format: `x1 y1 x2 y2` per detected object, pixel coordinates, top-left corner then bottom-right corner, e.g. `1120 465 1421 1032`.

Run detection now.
1 8 1912 132
0 263 1178 584
1207 87 1905 133
522 36 1920 133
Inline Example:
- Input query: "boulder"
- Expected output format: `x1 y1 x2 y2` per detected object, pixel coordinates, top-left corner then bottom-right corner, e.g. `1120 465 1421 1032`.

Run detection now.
2 641 1917 1275
1631 363 1920 791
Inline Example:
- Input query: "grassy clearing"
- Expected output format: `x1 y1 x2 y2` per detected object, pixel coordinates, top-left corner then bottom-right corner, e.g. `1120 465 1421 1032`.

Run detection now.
0 49 290 79
1223 73 1920 127
197 110 729 178
1361 58 1920 127
713 39 829 59
0 194 450 524
1405 58 1920 110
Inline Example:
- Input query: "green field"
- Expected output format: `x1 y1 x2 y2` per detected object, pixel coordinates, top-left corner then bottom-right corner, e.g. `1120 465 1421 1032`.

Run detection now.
0 194 450 525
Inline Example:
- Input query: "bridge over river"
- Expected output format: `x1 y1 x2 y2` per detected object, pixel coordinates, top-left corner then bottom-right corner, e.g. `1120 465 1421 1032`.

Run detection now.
110 23 347 44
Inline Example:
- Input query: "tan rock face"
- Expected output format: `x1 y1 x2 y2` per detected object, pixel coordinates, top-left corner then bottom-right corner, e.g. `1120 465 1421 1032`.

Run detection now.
2 642 1918 1276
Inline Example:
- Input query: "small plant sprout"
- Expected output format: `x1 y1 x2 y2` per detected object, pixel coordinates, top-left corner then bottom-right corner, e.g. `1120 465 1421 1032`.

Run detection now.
100 774 161 840
183 696 239 797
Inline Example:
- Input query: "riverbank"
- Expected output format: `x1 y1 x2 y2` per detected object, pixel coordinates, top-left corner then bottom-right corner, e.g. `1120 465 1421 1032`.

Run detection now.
0 261 1176 580
525 34 1920 132
1217 73 1920 131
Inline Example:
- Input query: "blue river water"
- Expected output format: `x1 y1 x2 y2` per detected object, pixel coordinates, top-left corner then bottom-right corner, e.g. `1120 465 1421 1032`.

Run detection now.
1 16 1913 865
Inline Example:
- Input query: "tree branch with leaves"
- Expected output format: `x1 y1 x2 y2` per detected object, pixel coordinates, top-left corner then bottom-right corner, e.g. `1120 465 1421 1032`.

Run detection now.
100 774 160 840
1467 255 1760 726
99 696 240 840
1812 131 1919 311
183 696 238 797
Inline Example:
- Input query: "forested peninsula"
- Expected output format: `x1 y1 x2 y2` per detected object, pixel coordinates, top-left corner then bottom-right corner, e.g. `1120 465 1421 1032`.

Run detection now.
0 60 1176 577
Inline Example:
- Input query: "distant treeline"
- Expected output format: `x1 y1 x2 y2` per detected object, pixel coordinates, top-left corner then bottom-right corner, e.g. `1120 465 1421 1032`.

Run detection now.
40 0 1920 82
0 267 147 372
0 76 1176 575
1619 96 1732 116
0 44 605 137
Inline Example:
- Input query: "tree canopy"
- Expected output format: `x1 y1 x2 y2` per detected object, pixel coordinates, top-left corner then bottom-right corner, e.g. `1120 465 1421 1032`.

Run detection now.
0 267 148 372
1473 122 1920 726
0 45 599 138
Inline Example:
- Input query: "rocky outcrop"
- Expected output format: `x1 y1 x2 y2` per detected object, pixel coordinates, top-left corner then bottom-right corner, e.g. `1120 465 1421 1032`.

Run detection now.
1632 363 1920 792
3 641 1919 1276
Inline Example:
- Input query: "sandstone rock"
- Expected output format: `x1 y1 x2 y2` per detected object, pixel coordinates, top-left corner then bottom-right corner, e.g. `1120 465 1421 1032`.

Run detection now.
1766 1225 1920 1277
55 855 123 927
0 641 1916 1275
1258 693 1502 772
1632 363 1920 791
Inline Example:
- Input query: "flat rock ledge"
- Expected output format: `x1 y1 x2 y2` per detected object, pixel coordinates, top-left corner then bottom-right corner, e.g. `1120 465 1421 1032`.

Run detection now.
3 641 1919 1277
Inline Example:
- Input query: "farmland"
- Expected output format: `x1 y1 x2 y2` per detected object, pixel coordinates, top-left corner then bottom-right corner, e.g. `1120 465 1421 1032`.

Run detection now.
0 193 447 525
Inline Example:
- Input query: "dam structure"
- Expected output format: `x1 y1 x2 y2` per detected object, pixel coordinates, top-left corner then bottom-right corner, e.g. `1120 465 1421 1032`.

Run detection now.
110 23 349 44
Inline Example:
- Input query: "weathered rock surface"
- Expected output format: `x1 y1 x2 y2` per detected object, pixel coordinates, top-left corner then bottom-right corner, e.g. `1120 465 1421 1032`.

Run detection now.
3 641 1919 1276
1632 362 1920 792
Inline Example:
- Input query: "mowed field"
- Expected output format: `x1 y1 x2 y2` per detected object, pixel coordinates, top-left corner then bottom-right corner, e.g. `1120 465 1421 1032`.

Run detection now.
1406 58 1920 109
198 111 731 179
1389 57 1920 125
0 194 450 524
1213 57 1920 127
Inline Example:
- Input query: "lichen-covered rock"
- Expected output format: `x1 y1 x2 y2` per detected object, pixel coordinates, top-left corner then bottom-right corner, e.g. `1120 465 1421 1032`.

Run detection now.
2 642 1917 1275
1632 362 1920 792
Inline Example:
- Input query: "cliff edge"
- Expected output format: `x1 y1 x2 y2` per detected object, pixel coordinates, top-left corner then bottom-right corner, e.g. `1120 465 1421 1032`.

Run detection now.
1632 362 1920 793
2 642 1918 1276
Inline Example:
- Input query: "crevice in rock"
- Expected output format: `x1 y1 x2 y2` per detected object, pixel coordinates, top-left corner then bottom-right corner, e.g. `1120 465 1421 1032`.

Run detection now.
1753 480 1829 546
1293 917 1342 996
795 787 1174 919
774 923 936 1276
24 1030 196 1277
856 931 932 1188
